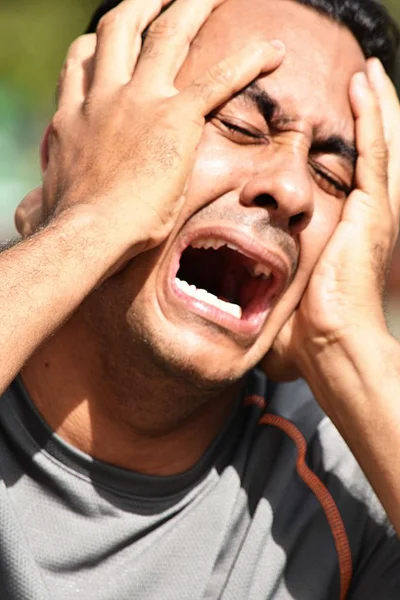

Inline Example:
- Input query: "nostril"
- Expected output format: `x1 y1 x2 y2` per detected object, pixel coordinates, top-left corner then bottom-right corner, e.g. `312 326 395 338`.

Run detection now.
289 212 306 232
254 194 278 209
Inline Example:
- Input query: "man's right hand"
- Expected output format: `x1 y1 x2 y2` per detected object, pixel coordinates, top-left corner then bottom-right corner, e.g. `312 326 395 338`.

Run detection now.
0 0 284 395
32 0 284 268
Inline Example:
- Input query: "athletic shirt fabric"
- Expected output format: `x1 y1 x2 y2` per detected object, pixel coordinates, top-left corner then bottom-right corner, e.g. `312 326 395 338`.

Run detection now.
0 372 399 600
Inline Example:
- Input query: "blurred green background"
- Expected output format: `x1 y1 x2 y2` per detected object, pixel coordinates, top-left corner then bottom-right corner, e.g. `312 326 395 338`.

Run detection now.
1 0 400 332
0 0 100 238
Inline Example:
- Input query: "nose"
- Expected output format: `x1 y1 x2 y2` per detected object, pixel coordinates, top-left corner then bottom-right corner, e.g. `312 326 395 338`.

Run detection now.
240 152 314 235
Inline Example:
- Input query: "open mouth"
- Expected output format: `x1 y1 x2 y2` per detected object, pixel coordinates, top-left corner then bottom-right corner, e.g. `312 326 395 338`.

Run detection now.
169 232 289 336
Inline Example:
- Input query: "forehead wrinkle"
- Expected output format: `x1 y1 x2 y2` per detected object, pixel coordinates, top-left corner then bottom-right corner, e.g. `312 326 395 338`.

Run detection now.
235 81 297 129
232 82 357 169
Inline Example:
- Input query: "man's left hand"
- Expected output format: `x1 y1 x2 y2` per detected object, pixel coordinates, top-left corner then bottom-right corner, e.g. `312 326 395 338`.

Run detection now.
262 59 400 394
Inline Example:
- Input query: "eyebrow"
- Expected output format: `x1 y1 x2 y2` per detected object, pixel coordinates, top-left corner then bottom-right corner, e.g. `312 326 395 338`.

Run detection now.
237 82 358 169
311 135 358 169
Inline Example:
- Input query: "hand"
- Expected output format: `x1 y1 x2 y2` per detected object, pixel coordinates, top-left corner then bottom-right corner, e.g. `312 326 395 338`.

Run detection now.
17 0 284 267
261 59 400 384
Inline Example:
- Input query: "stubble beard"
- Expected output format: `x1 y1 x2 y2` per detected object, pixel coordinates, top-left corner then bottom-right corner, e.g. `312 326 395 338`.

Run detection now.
80 283 244 434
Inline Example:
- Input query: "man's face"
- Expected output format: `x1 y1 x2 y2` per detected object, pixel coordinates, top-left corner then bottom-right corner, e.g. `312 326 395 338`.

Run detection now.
90 0 366 386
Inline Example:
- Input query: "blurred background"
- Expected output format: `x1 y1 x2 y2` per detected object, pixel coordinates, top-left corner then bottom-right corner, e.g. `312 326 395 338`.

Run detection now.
1 0 400 333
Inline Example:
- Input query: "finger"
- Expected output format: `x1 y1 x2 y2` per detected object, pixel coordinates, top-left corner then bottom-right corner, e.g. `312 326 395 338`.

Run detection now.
14 187 45 236
178 39 285 117
57 35 96 111
349 71 389 205
91 0 172 90
132 0 225 89
367 58 400 219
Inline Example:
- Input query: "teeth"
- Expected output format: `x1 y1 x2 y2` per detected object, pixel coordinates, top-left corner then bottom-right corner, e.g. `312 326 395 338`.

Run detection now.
176 279 191 293
251 263 272 279
190 238 225 250
175 278 242 319
190 239 205 249
190 238 242 252
189 238 272 280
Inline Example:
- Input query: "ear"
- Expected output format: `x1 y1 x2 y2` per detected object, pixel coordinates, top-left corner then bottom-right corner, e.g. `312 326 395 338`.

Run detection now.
14 186 45 236
40 123 52 173
14 123 53 236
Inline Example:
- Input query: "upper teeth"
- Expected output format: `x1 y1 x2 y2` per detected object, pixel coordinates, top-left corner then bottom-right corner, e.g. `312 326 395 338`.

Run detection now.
249 263 271 279
189 238 272 279
190 238 238 252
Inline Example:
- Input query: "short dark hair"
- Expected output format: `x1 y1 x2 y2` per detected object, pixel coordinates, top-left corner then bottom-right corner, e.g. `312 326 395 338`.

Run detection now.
86 0 400 77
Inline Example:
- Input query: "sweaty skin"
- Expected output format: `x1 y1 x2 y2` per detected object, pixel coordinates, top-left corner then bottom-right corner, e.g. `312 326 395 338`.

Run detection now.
4 0 400 532
22 0 363 456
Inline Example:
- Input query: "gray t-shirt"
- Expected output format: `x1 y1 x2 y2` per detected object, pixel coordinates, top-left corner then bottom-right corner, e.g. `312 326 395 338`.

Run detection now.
0 372 399 600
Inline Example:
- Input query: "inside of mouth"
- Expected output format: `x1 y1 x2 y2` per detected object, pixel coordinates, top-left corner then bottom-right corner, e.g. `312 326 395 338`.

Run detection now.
176 246 272 319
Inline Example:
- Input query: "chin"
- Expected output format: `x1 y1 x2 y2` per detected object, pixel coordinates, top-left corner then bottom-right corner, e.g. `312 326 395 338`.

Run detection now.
132 316 254 390
85 209 301 391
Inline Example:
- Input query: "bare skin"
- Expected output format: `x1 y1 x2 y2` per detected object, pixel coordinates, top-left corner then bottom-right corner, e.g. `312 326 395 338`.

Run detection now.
2 0 287 472
4 0 400 532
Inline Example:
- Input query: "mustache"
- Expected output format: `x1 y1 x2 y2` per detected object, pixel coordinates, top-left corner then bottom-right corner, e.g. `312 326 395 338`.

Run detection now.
186 204 299 276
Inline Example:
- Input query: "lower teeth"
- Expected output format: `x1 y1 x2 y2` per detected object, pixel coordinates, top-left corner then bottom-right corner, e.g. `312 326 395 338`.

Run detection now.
175 277 242 319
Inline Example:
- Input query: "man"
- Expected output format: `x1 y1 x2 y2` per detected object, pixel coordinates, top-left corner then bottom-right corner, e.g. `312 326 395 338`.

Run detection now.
1 0 400 597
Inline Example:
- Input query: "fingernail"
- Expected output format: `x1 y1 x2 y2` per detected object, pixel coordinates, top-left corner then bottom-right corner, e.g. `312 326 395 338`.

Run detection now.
269 40 285 53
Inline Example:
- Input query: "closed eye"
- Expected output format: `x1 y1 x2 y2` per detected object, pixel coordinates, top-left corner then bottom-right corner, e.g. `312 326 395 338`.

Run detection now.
220 120 259 138
310 161 352 199
211 114 352 197
211 115 268 145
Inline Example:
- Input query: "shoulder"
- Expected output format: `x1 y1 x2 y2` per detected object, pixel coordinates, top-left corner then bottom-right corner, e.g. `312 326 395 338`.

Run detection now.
265 377 400 596
264 376 392 529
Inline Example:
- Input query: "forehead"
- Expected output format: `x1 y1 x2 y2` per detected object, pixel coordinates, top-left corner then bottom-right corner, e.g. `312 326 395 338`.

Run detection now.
177 0 367 139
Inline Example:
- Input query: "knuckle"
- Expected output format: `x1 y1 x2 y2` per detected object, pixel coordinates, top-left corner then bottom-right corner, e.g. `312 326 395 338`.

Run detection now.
141 19 181 60
208 61 234 88
370 138 389 164
96 12 119 35
368 139 389 186
51 110 64 131
50 111 66 140
56 58 79 106
68 35 92 59
63 57 78 74
147 19 179 40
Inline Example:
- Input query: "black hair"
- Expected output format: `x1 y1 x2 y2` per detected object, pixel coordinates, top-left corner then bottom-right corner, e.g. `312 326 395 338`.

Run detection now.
86 0 399 77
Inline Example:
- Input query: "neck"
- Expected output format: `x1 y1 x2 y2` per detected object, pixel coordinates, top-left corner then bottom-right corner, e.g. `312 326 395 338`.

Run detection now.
21 310 241 476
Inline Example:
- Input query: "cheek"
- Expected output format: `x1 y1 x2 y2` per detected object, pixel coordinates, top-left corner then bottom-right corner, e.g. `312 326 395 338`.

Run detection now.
181 128 244 215
299 195 343 271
